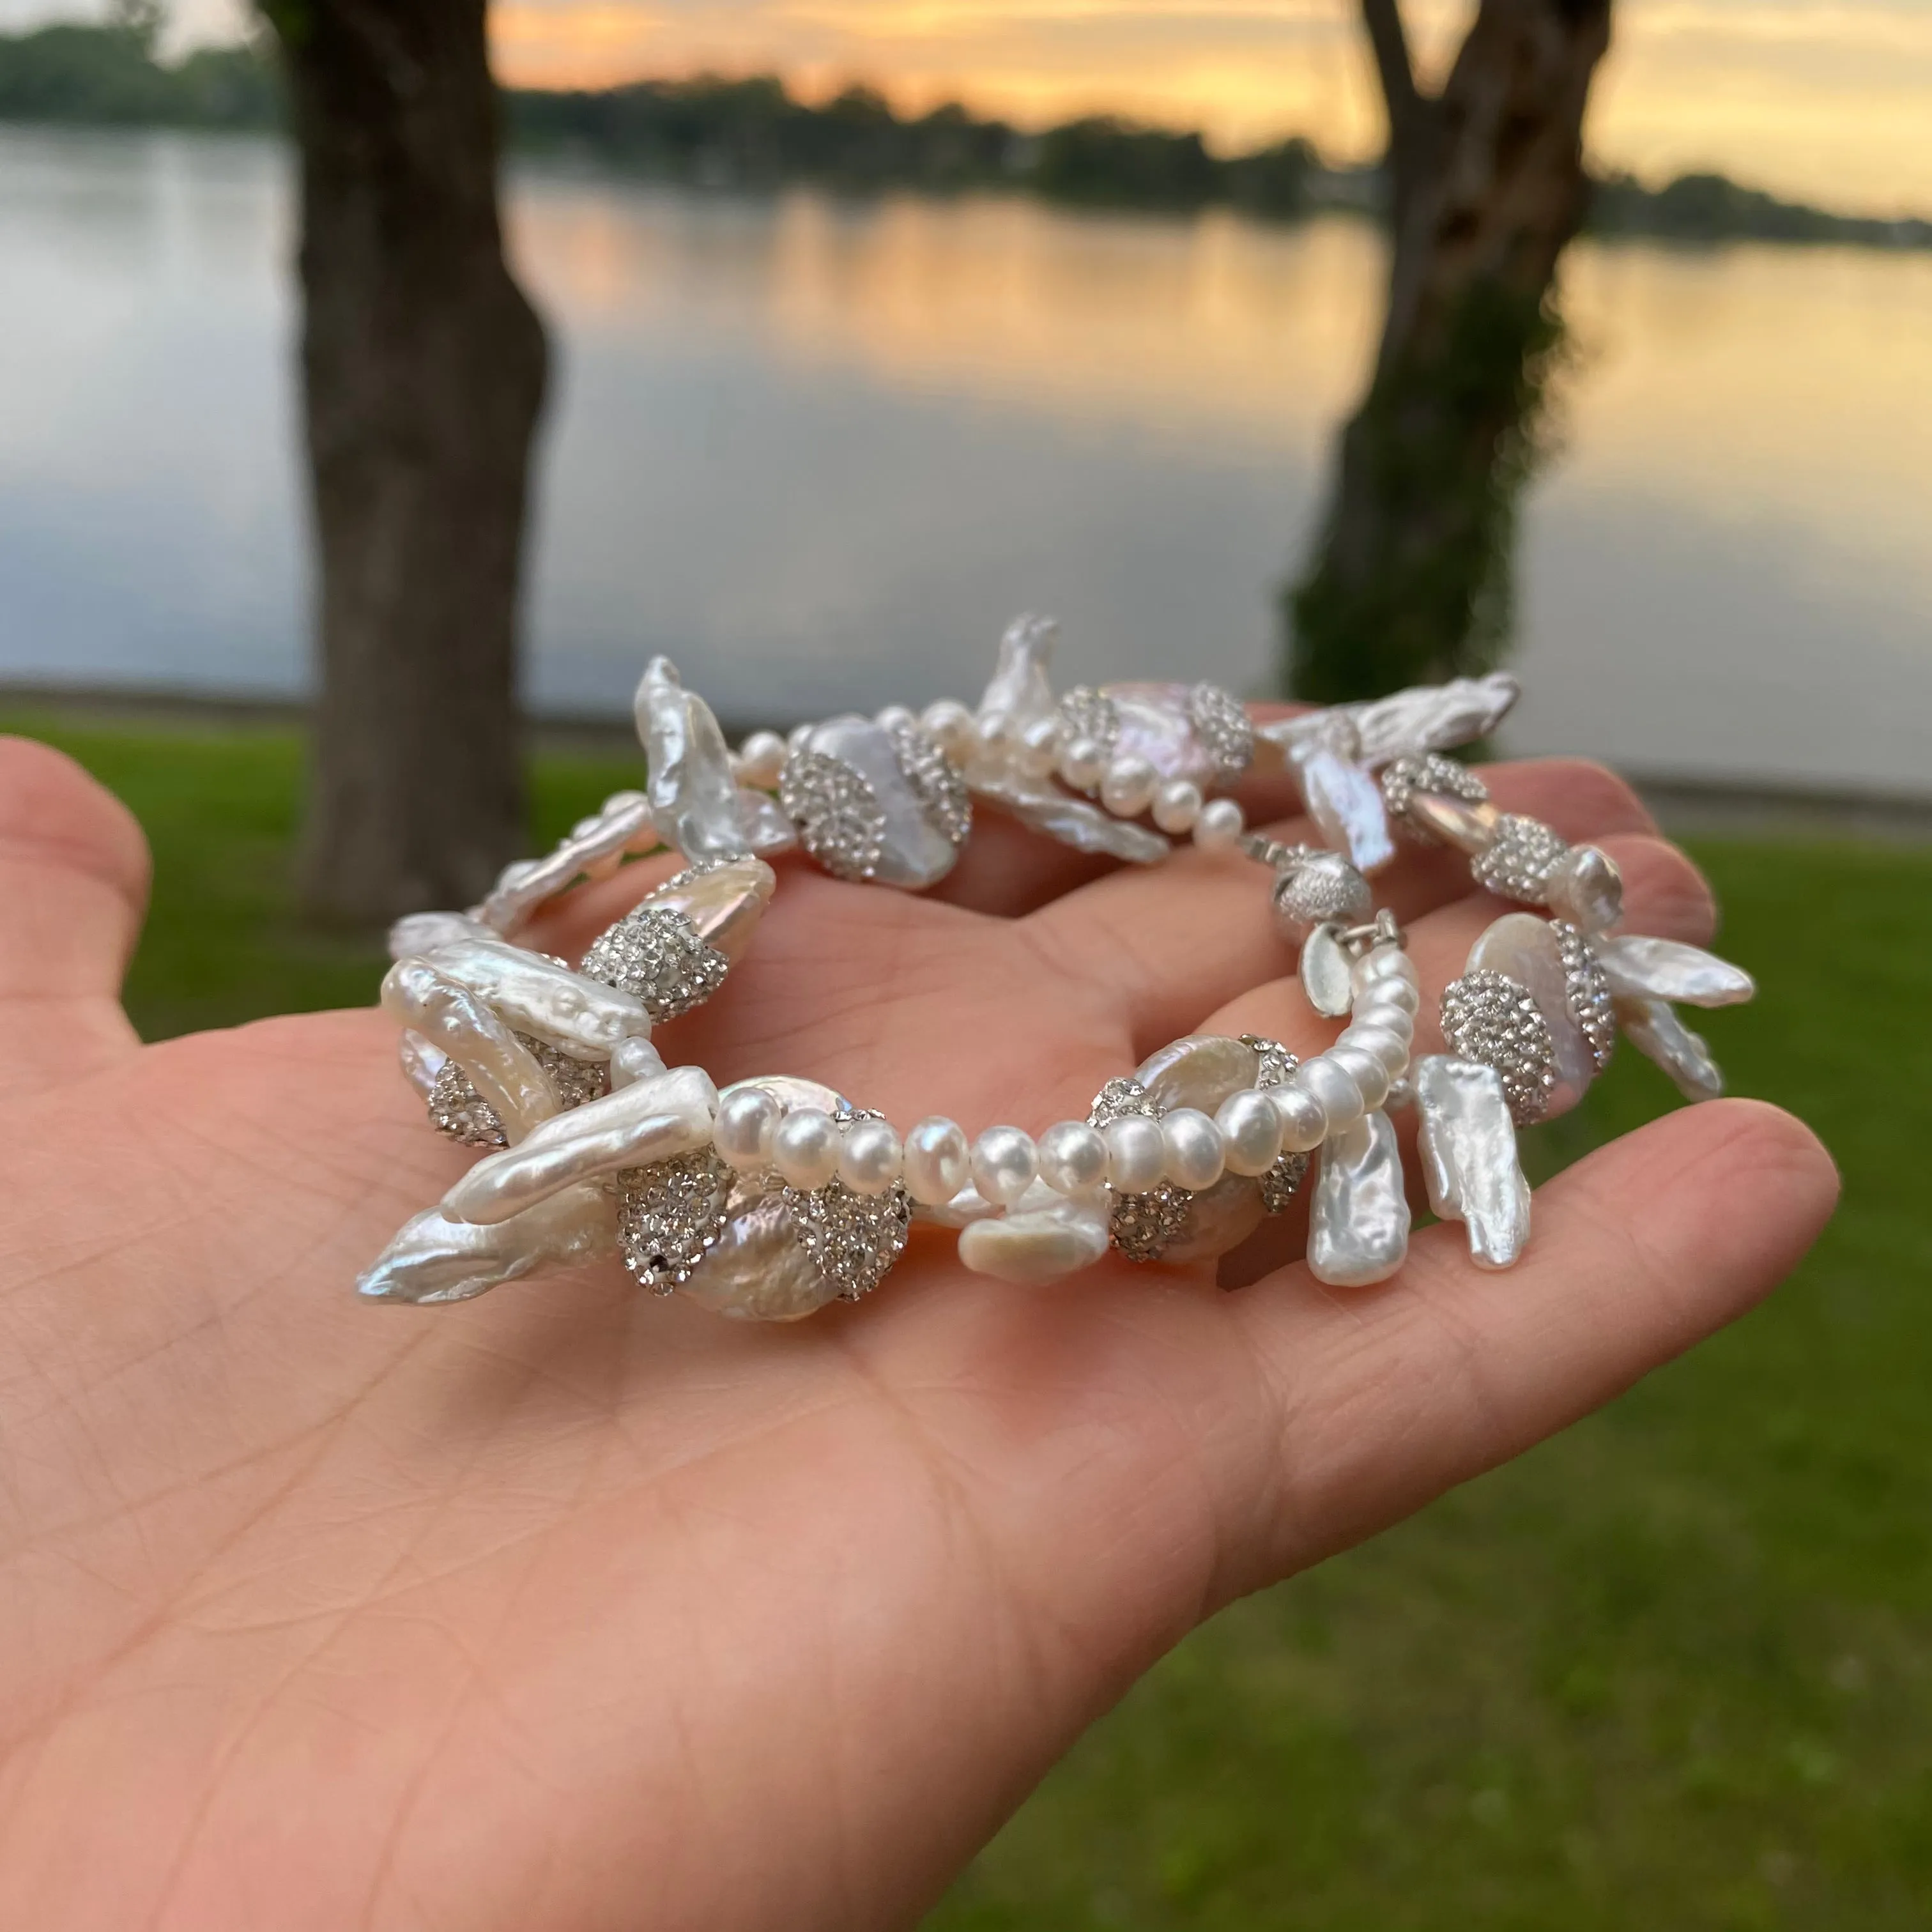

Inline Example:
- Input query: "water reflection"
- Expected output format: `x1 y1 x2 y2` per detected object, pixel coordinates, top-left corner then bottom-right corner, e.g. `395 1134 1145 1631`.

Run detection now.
1 126 1926 792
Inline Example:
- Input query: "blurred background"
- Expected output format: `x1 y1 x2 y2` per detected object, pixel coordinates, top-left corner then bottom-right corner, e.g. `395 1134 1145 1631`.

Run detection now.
1 0 1929 1924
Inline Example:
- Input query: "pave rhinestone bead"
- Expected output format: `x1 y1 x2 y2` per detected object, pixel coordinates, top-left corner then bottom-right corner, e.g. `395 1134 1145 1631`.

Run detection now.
1055 686 1122 759
615 1146 736 1292
1186 682 1254 786
782 1166 912 1301
1241 1032 1312 1213
579 898 731 1022
1439 970 1559 1126
1381 752 1489 836
427 1033 608 1149
1553 920 1618 1073
883 717 972 847
1470 813 1571 905
778 748 888 881
1088 1075 1190 1262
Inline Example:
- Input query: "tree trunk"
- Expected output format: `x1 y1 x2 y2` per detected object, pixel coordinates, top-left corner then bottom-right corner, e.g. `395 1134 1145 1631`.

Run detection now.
1287 0 1611 702
267 0 547 923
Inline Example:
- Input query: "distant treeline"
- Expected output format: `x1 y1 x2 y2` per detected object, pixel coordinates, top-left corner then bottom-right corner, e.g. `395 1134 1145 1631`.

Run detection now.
4 22 1928 251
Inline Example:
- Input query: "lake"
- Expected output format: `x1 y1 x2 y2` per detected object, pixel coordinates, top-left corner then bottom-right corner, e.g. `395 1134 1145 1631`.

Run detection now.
3 125 1928 794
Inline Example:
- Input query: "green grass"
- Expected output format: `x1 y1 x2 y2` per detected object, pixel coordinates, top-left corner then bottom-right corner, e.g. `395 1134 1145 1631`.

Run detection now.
12 712 1932 1929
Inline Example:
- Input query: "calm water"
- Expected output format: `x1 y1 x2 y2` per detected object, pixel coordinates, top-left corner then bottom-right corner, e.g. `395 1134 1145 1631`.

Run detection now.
3 126 1929 792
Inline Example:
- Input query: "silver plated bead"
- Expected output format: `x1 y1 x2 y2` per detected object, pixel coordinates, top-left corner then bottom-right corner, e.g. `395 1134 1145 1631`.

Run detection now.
1273 851 1374 940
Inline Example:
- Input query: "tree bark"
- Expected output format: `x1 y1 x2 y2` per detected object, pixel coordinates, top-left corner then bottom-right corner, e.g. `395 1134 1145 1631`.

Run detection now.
1287 0 1611 702
266 0 547 923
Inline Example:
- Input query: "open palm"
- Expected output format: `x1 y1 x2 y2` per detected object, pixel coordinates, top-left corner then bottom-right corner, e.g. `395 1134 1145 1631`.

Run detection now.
0 735 1834 1931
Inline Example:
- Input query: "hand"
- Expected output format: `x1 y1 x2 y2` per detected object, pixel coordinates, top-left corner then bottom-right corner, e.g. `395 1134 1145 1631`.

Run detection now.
0 733 1835 1931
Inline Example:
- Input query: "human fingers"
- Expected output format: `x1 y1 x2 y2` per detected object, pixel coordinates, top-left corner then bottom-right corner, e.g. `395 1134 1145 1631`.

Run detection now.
0 737 150 1099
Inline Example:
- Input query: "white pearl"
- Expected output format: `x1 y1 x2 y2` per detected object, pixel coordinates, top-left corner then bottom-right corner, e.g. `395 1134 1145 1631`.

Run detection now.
1329 1044 1393 1112
921 700 979 762
737 730 788 789
875 703 917 733
772 1107 840 1190
1101 1114 1166 1193
1215 1088 1283 1177
714 1085 782 1170
903 1116 970 1204
1018 716 1063 779
1057 734 1107 792
1271 1076 1330 1153
787 721 816 753
1038 1119 1109 1196
838 1117 903 1195
1151 778 1203 834
1340 1024 1411 1077
1298 1055 1365 1133
1100 755 1158 818
609 1036 668 1090
1161 1107 1225 1191
1361 977 1421 1018
1355 946 1420 989
972 1124 1039 1207
1193 797 1246 852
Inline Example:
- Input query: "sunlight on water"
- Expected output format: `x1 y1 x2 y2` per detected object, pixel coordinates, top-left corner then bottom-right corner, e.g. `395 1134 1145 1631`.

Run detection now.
1 128 1926 792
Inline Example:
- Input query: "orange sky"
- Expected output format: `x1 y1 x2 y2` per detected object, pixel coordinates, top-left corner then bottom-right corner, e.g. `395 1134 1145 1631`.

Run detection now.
483 0 1932 215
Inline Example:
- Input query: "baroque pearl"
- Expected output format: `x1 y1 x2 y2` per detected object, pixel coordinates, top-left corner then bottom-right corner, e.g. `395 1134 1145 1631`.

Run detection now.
1307 1110 1411 1287
1038 1120 1110 1196
1216 1088 1284 1177
972 1125 1039 1207
1161 1108 1225 1191
608 1036 669 1089
1151 778 1203 834
714 1085 782 1170
903 1117 971 1204
1414 1054 1531 1270
1193 797 1246 851
958 1196 1112 1284
1101 1113 1167 1193
1100 755 1158 818
772 1107 841 1190
838 1117 903 1195
1547 844 1623 933
1467 912 1600 1112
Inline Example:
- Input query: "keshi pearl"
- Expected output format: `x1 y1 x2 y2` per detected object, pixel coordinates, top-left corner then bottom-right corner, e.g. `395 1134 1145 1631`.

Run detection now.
1100 755 1158 818
1101 1114 1167 1193
1271 1075 1330 1153
1057 735 1107 792
903 1116 970 1204
714 1085 781 1169
1330 1044 1393 1112
1193 797 1246 852
1342 1024 1412 1077
772 1107 841 1190
737 730 788 789
1298 1055 1365 1133
1152 778 1203 834
1216 1089 1284 1177
1038 1119 1110 1196
921 699 979 761
838 1117 903 1195
972 1125 1039 1207
1161 1108 1225 1191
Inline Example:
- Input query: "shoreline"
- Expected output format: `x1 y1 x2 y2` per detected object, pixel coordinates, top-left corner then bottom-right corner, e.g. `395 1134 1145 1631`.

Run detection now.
5 679 1925 843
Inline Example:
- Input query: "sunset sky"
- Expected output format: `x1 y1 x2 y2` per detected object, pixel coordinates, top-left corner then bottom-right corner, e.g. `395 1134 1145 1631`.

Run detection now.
15 0 1932 213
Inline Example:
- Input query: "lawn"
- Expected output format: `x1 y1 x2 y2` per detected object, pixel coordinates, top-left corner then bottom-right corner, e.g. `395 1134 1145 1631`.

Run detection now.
13 711 1932 1929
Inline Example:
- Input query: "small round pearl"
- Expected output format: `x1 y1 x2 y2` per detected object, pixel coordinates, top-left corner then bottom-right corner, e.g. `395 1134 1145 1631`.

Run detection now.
976 711 1020 764
1329 1044 1393 1112
903 1116 970 1204
1057 734 1107 793
1100 755 1158 818
1038 1119 1109 1196
1161 1107 1225 1191
921 699 979 762
714 1085 781 1169
735 730 788 789
609 1036 668 1090
1216 1088 1284 1177
972 1125 1038 1207
1360 977 1421 1018
1193 797 1246 852
1101 1114 1166 1193
772 1107 840 1190
1271 1077 1330 1153
875 703 917 733
838 1117 903 1195
1151 778 1202 834
1298 1055 1365 1133
1016 716 1062 779
1340 1024 1411 1077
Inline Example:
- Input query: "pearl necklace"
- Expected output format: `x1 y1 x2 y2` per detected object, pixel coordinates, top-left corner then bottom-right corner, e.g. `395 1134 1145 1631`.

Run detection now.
362 617 1754 1317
